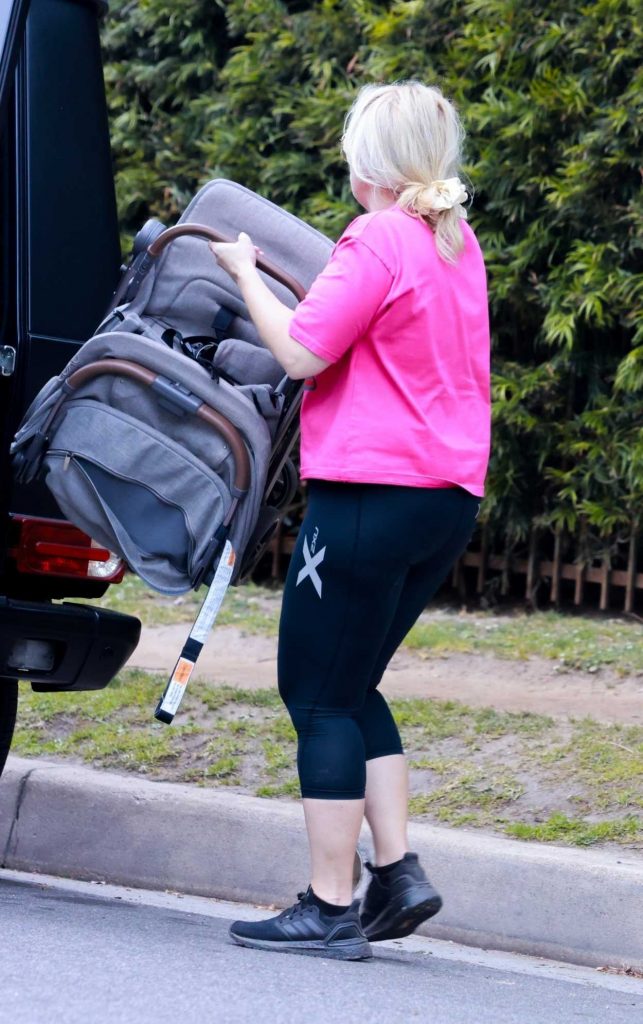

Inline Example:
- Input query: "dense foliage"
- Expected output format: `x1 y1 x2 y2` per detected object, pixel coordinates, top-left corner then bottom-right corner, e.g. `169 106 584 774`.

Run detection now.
101 0 642 568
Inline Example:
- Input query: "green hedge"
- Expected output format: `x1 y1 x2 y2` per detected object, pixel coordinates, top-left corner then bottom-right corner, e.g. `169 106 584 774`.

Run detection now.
102 0 643 566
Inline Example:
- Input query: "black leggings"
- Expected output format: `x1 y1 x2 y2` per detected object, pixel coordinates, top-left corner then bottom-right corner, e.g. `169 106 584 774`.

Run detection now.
278 480 479 799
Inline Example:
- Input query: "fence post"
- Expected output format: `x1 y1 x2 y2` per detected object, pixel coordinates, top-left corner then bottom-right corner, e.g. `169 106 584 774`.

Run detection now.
550 528 563 606
451 557 467 601
624 530 637 613
501 546 511 596
574 520 587 607
526 530 538 606
599 556 611 612
476 525 489 594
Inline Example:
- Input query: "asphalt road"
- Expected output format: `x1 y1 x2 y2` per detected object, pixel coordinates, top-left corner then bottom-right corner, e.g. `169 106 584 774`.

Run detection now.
1 870 641 1024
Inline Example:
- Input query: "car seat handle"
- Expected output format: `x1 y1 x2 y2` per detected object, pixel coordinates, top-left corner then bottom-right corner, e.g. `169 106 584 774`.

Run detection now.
147 224 307 302
65 359 251 495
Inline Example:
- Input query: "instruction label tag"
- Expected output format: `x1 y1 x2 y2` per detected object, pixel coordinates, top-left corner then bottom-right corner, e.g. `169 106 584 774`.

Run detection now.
156 541 236 722
190 540 236 644
160 657 195 716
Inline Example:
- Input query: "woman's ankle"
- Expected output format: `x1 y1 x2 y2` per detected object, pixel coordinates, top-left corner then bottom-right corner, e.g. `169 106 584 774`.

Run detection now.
309 887 352 915
372 844 409 867
310 880 354 906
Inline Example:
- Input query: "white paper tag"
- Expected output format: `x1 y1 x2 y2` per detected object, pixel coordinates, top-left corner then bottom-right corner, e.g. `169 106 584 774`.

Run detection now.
190 540 236 644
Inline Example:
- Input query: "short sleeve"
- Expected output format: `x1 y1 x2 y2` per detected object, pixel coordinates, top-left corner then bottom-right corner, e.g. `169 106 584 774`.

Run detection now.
289 235 392 363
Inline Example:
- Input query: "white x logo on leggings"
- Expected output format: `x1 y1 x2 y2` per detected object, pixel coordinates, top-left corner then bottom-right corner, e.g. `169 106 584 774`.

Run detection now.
296 535 326 598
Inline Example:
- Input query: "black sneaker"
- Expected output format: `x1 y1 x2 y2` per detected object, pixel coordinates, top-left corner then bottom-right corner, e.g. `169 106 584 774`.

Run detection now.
360 852 442 942
229 886 372 960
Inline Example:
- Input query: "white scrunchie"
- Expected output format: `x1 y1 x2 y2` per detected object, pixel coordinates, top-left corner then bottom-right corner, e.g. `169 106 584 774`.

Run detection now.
425 177 468 211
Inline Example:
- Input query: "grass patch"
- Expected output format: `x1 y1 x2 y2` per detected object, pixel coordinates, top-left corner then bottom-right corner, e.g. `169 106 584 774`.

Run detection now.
404 610 643 675
390 698 554 744
91 574 280 633
409 768 525 819
471 707 555 738
409 756 455 775
69 723 180 770
16 719 181 772
263 739 295 777
573 720 643 786
200 686 282 713
11 729 68 758
392 699 472 739
13 672 643 850
529 719 643 816
206 756 241 781
256 780 301 798
505 814 641 846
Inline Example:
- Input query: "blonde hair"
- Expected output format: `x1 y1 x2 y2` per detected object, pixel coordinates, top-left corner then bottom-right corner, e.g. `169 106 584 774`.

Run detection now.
342 81 468 264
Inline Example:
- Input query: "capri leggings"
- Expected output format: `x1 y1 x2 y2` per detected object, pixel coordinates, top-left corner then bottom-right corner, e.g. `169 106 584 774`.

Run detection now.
278 480 480 799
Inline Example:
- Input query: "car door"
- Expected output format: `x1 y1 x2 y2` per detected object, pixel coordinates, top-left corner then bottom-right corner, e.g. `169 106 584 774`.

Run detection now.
0 0 30 573
2 0 122 579
0 0 29 125
1 0 139 779
7 0 122 519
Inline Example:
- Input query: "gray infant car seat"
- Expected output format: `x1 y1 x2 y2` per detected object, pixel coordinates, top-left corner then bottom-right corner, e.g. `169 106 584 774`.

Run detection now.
12 179 333 719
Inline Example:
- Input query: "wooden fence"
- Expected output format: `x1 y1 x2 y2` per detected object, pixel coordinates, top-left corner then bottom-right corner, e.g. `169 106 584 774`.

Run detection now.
267 522 642 613
451 526 641 613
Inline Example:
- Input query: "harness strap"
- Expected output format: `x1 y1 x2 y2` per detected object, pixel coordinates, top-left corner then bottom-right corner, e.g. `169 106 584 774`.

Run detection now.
212 305 235 342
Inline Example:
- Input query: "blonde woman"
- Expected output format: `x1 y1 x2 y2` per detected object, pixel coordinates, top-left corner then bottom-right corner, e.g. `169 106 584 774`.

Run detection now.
210 80 491 960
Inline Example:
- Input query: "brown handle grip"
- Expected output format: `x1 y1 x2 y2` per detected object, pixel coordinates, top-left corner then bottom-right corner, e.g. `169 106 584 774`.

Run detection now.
66 359 251 493
147 223 307 302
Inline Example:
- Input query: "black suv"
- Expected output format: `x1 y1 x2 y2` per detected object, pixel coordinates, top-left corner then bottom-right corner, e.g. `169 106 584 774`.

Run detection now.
0 0 141 774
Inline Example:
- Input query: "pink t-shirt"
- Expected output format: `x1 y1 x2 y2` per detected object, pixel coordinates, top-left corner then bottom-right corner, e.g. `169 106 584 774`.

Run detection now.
289 205 491 497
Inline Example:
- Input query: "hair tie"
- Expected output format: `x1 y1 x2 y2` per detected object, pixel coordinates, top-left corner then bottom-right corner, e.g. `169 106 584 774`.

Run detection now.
424 177 468 211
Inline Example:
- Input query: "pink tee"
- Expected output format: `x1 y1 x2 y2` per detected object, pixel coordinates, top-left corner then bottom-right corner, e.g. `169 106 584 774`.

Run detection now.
289 205 491 497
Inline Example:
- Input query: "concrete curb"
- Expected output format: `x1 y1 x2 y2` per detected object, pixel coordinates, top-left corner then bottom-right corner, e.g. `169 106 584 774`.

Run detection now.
2 755 642 970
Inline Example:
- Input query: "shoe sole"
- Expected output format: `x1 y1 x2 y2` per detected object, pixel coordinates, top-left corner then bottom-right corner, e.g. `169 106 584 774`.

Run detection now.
229 929 372 961
363 889 442 943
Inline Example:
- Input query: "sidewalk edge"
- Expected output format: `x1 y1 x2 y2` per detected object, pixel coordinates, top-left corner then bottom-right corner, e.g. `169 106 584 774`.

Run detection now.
2 756 642 970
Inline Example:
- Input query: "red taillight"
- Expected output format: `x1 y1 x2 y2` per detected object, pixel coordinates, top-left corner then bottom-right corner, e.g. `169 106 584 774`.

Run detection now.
10 516 125 582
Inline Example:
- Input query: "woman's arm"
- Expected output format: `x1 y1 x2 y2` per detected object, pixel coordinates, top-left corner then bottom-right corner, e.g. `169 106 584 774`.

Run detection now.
209 232 329 381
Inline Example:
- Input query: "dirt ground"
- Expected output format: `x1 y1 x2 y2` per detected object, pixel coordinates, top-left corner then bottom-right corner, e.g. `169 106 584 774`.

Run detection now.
14 610 642 848
116 626 643 849
129 623 643 725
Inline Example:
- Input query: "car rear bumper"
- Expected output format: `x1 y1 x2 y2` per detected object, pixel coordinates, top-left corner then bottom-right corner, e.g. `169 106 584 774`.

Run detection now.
0 597 141 691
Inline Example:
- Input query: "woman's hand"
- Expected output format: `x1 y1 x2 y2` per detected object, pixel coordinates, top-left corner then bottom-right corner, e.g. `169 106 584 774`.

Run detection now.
209 231 263 283
209 229 328 379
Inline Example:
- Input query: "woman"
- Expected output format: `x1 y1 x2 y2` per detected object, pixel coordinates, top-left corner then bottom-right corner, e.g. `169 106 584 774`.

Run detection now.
209 81 490 961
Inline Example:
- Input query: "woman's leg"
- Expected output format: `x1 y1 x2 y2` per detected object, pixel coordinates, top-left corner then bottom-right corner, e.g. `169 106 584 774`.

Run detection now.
230 484 477 955
304 797 365 905
360 501 480 868
278 482 410 903
279 483 479 901
351 688 409 865
365 754 409 866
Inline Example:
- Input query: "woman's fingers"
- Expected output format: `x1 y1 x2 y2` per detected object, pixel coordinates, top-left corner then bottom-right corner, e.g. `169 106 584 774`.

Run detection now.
208 232 257 281
208 233 261 261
